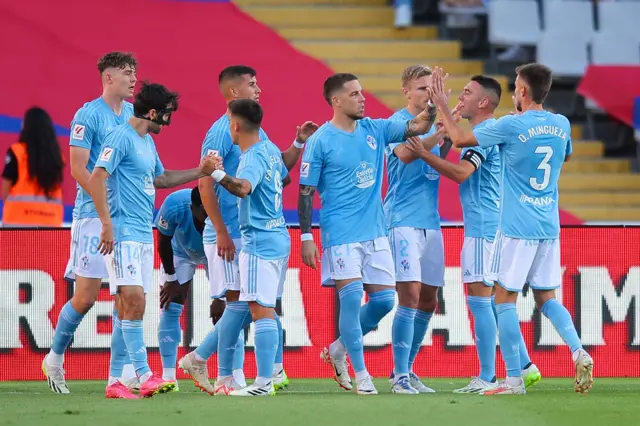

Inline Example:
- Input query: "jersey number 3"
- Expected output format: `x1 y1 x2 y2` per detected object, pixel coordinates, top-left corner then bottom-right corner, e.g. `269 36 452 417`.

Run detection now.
530 146 553 191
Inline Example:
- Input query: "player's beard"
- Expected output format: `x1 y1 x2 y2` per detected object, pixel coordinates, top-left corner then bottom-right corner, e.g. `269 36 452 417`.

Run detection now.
347 113 364 121
516 100 523 112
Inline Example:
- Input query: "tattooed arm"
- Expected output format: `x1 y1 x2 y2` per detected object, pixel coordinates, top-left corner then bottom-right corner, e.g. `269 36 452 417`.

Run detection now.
403 103 438 139
298 184 315 234
217 175 252 198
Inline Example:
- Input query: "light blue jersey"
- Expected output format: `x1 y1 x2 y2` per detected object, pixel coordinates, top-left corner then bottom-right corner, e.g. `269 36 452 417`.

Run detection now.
300 118 407 247
236 140 290 260
473 110 573 239
460 118 501 241
200 114 268 244
155 189 205 261
384 108 440 230
95 123 164 244
69 97 134 219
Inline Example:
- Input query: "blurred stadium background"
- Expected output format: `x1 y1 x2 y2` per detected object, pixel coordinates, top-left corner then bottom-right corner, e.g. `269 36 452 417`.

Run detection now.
0 0 638 382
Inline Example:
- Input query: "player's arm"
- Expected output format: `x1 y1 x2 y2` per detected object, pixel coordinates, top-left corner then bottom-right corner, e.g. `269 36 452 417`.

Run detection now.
157 232 175 275
298 184 315 235
439 136 453 159
69 147 92 193
154 163 215 189
403 103 438 139
280 121 319 171
87 167 114 254
68 115 97 193
282 174 292 188
393 129 445 164
212 173 252 198
405 137 477 184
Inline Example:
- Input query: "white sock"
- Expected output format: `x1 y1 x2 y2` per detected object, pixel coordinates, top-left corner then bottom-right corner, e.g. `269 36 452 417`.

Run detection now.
121 363 136 380
107 376 119 386
163 368 176 381
572 348 583 363
355 370 369 382
46 351 64 368
506 376 523 387
329 339 346 359
273 363 283 374
193 352 206 362
233 369 246 387
139 371 152 384
216 375 232 383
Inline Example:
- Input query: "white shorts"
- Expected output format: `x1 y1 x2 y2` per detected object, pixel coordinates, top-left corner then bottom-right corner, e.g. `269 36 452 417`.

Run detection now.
205 240 241 299
64 218 108 280
389 227 445 286
321 236 395 287
159 255 208 286
239 251 288 307
105 241 154 296
485 230 562 292
461 237 493 285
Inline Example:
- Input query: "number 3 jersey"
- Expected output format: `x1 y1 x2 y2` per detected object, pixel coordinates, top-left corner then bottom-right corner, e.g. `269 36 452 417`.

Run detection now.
236 140 290 260
472 110 572 240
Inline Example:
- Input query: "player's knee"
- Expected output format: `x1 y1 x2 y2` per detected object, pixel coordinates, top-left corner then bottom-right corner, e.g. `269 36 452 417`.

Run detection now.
397 283 420 309
533 289 556 310
71 293 96 314
119 290 146 319
417 286 438 312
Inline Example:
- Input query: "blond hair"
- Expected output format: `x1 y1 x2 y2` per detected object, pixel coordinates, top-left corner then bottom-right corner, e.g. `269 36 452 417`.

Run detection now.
401 65 432 87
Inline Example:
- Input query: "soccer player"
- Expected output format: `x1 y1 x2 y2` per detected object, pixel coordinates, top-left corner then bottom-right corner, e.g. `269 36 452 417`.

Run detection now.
154 186 245 389
406 75 541 393
209 99 291 396
179 65 315 395
433 64 594 394
88 82 217 399
43 52 138 394
299 73 437 395
383 65 450 394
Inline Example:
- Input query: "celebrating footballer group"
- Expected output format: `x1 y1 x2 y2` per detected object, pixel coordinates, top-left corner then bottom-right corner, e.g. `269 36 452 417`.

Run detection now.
41 51 594 399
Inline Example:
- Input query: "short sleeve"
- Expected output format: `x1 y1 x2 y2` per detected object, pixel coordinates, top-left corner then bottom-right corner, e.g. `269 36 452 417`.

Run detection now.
565 138 573 157
237 151 265 192
95 134 129 175
69 110 96 150
155 202 177 237
381 118 408 146
299 136 323 187
2 148 18 185
473 115 514 148
154 150 165 177
201 124 231 159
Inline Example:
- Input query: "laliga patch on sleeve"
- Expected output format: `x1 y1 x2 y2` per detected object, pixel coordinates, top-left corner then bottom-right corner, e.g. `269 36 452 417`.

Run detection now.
158 216 169 230
207 149 219 157
300 162 310 178
72 124 85 140
100 148 114 162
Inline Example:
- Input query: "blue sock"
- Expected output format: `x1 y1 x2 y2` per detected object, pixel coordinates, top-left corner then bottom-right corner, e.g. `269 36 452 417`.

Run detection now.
195 327 218 360
217 301 250 377
392 305 416 375
158 302 183 370
467 296 497 382
51 301 84 355
338 281 365 373
109 309 127 378
359 289 396 335
121 319 150 377
254 318 279 381
274 313 283 365
541 299 583 353
518 332 532 369
232 329 245 371
408 309 432 371
495 303 521 377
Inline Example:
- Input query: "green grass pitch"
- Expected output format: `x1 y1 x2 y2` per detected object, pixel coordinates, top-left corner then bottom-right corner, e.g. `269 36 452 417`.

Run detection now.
1 379 638 426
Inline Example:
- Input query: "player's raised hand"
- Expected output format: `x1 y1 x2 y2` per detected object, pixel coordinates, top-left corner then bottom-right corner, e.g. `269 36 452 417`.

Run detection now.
296 121 319 144
98 222 114 255
200 154 220 175
301 240 321 270
430 67 450 109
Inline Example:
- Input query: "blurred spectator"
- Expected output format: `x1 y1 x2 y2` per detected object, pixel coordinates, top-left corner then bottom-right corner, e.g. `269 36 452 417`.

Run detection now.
1 107 65 227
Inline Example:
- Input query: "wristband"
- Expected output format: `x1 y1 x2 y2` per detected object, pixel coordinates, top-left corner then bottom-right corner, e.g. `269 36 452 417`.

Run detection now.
301 233 313 242
164 273 177 282
427 100 435 107
293 140 305 149
211 169 226 182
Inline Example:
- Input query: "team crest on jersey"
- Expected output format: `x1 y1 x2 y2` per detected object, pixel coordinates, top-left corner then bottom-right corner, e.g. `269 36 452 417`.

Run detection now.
336 258 345 271
142 173 155 196
422 163 440 181
351 162 376 189
80 255 90 270
401 259 410 272
127 264 137 278
366 135 377 150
